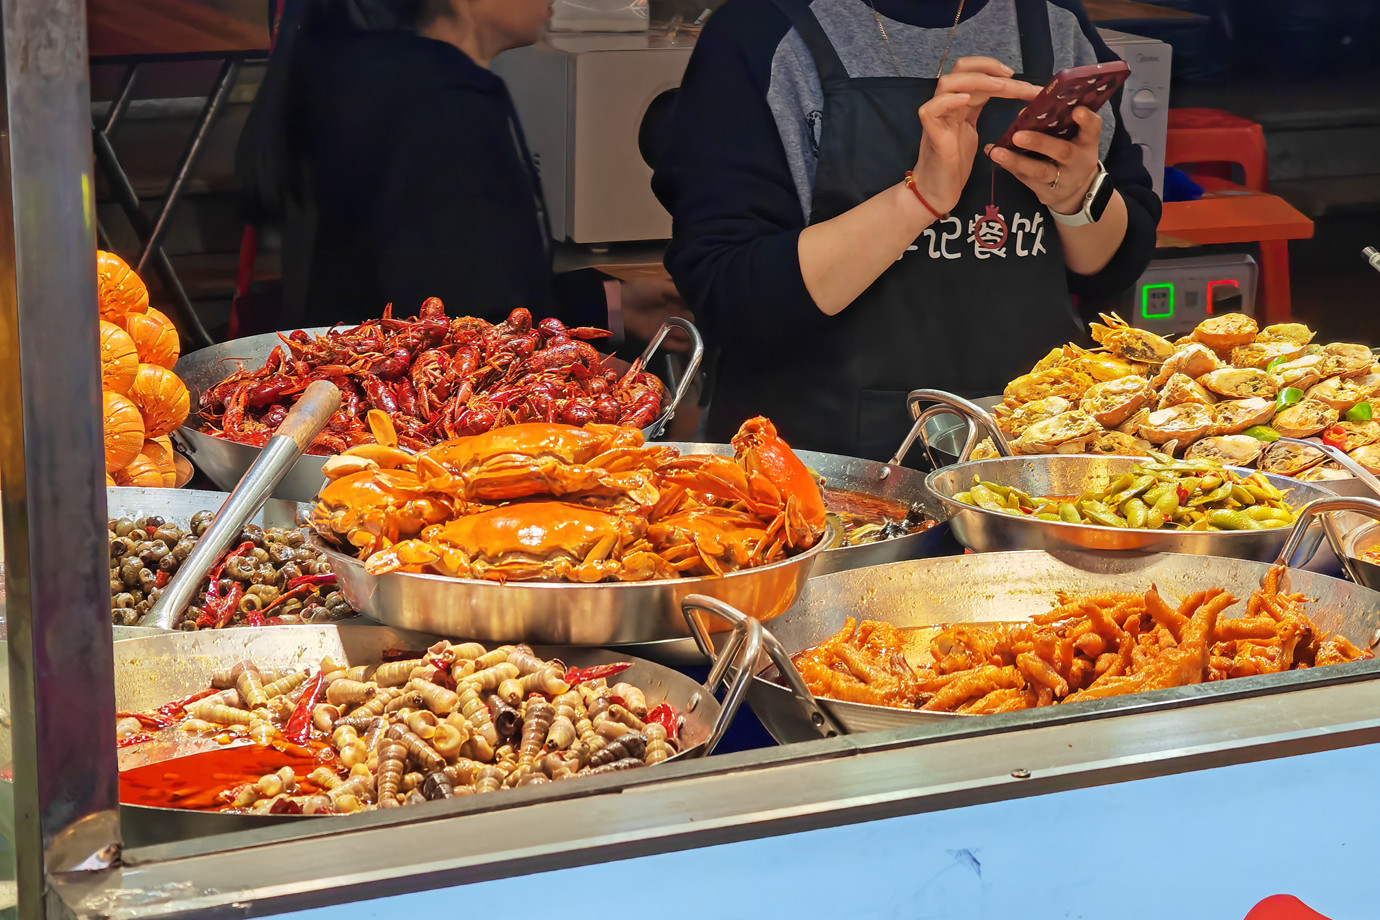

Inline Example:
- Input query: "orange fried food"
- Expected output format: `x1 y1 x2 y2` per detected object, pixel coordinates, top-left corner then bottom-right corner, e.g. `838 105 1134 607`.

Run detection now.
791 566 1371 713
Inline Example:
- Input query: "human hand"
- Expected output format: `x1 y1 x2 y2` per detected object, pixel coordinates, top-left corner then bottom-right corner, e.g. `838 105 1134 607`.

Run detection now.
911 57 1032 214
985 102 1104 216
620 277 695 351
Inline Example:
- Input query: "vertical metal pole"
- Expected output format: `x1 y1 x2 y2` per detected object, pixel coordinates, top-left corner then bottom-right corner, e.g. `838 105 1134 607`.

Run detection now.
0 0 123 916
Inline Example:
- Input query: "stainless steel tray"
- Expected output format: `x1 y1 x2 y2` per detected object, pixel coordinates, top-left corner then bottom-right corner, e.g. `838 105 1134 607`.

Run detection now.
0 624 749 848
310 519 838 647
663 440 951 578
174 319 703 502
927 454 1335 561
713 496 1380 744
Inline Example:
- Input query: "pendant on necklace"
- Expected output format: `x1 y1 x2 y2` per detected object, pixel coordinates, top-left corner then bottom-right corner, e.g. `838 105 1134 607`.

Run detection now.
975 205 1008 250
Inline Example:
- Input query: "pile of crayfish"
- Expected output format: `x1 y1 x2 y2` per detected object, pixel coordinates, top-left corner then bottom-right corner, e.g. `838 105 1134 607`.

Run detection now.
198 298 668 454
311 411 828 581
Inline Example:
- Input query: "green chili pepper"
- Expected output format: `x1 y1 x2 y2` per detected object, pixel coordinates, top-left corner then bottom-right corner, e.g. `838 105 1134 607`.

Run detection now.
1266 356 1288 372
1083 506 1127 528
1191 482 1234 506
969 483 1008 512
1151 489 1180 518
1206 509 1262 530
1243 425 1281 443
1345 402 1373 423
1276 387 1304 411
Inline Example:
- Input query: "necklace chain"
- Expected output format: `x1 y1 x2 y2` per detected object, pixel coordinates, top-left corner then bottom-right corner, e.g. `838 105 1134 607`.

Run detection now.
865 0 967 79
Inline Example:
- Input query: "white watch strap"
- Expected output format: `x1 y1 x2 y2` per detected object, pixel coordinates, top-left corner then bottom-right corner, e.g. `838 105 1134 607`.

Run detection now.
1049 162 1108 227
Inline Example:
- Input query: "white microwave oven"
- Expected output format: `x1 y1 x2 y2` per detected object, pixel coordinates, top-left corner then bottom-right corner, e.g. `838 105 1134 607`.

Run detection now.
493 28 1170 245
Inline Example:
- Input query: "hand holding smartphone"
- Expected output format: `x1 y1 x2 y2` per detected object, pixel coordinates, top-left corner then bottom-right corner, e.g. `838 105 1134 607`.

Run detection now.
992 61 1131 159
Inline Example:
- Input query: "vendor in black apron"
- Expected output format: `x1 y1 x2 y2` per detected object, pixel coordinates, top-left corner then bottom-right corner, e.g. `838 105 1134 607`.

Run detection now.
653 0 1160 460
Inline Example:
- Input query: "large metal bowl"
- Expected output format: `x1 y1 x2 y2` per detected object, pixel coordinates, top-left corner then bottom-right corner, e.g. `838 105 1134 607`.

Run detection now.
2 624 739 848
174 320 702 502
310 519 838 647
664 442 952 577
702 496 1380 743
926 454 1336 561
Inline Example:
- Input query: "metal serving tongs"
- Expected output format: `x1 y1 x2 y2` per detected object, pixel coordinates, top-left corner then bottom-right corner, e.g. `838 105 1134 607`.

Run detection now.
634 317 704 439
683 595 844 742
1261 437 1380 584
141 380 341 630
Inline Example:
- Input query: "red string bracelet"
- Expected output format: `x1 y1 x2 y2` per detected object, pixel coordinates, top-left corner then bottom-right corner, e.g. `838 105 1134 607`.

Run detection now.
904 171 948 221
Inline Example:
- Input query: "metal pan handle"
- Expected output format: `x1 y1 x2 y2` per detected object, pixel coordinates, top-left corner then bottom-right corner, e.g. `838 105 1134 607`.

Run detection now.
1274 496 1380 578
904 389 1012 464
682 595 843 743
1264 438 1380 582
634 317 704 439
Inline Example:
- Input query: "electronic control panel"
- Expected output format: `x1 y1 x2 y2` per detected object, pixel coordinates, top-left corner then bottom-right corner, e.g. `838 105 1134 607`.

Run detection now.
1116 254 1258 336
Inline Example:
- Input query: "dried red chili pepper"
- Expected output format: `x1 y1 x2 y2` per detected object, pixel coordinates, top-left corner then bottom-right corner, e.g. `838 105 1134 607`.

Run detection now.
284 671 326 745
212 581 247 629
117 732 155 748
195 540 257 628
644 703 679 741
563 661 634 685
155 688 217 720
154 570 170 589
116 710 174 731
285 573 337 591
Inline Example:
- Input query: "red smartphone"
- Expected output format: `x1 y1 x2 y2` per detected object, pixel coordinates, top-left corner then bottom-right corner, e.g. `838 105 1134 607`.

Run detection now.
993 60 1131 157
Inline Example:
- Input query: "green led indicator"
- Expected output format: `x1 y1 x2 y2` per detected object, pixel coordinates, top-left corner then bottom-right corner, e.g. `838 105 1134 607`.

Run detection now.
1141 283 1174 320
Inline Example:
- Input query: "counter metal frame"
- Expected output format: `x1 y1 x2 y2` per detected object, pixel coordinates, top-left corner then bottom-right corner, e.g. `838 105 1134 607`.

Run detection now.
5 2 1380 919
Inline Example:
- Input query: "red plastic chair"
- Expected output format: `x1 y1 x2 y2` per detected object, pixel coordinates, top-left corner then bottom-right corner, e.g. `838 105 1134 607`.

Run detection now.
1165 107 1293 323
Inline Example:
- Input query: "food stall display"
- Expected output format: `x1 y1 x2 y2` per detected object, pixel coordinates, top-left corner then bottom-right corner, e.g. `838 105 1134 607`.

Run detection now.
108 508 351 629
952 451 1297 530
117 640 685 815
986 312 1379 481
312 413 826 582
196 299 669 454
726 495 1380 743
97 250 192 488
791 564 1368 713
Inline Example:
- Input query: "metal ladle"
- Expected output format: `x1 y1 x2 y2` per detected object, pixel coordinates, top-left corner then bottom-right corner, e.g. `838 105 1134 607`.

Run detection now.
141 380 341 630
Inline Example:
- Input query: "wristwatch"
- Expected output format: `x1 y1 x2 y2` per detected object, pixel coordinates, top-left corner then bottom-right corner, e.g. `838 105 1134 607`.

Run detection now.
1050 161 1112 227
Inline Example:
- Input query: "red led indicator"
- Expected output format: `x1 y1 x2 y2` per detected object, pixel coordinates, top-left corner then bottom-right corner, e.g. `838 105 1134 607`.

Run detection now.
1206 279 1242 315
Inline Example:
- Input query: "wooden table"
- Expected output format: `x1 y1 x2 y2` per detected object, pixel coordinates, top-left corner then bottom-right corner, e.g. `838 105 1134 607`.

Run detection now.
1084 0 1208 26
1157 189 1313 249
87 0 269 61
1157 184 1314 325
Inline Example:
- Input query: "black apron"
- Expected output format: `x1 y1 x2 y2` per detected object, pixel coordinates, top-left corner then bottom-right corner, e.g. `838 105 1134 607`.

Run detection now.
710 0 1083 461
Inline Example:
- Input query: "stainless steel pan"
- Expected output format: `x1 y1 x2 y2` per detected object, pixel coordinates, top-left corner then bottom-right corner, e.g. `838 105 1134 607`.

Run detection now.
174 319 704 502
927 454 1335 561
661 412 954 576
310 518 838 647
695 496 1380 744
2 623 753 848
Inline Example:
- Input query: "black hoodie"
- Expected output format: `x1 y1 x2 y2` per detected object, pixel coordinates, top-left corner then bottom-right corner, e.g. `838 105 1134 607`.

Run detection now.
273 28 606 328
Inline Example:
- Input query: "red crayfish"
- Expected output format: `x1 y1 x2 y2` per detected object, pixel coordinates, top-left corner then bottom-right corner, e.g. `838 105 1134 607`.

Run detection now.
199 299 668 454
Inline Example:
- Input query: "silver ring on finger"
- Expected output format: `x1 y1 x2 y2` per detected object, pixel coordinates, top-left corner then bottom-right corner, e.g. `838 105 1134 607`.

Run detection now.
1049 166 1061 191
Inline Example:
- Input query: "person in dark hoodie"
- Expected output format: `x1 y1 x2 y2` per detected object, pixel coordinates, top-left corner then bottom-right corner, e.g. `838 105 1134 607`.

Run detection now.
238 0 690 342
653 0 1161 460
